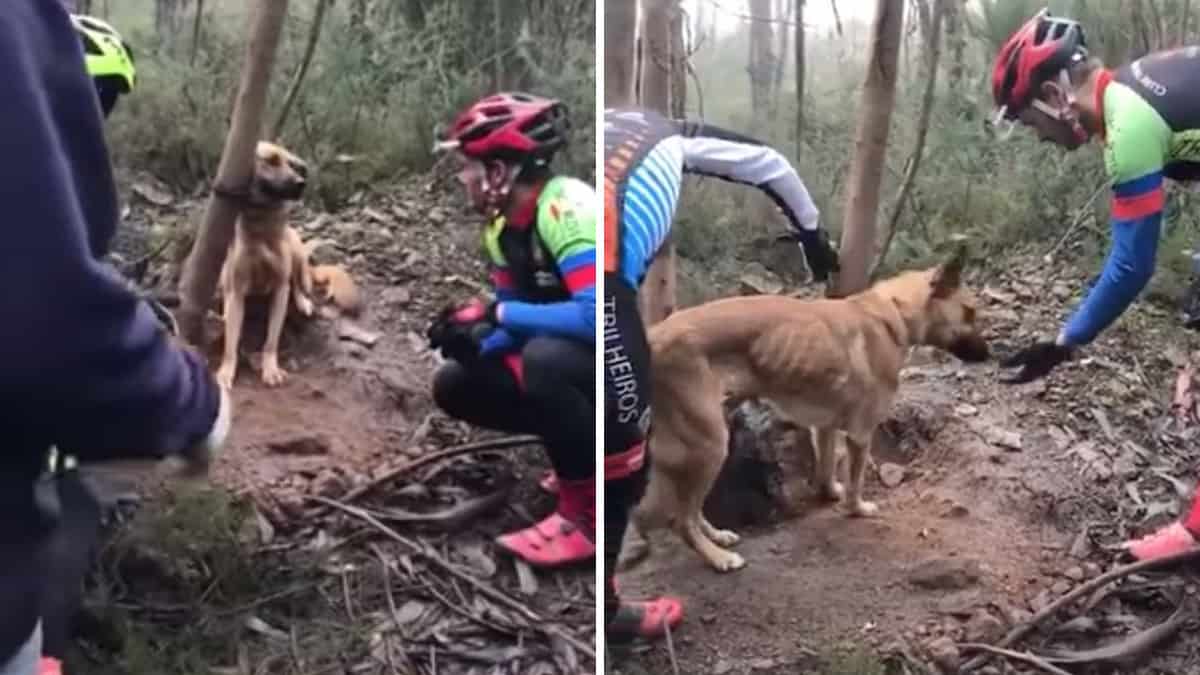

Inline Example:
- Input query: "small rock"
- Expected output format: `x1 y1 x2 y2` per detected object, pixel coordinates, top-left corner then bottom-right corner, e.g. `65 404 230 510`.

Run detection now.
381 286 412 306
1054 616 1099 635
936 590 983 617
1083 562 1101 577
985 427 1023 451
964 610 1005 644
750 658 777 670
267 433 332 456
879 462 905 488
1063 565 1085 582
337 320 381 347
954 403 979 417
713 659 735 675
739 270 784 295
925 636 960 673
1051 580 1072 595
310 469 346 498
908 558 983 591
942 503 970 519
998 603 1031 626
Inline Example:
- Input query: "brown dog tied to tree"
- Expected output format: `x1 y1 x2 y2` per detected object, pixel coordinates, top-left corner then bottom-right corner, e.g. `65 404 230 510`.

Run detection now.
632 248 991 572
215 141 359 389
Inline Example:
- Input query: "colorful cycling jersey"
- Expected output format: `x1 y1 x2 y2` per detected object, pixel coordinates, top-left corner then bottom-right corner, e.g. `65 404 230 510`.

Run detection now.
603 107 821 287
1062 46 1200 345
482 174 596 347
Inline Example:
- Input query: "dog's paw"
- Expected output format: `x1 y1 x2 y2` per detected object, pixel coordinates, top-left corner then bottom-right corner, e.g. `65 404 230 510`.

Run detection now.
215 364 236 390
261 361 288 387
850 500 879 517
295 294 314 317
710 528 741 547
711 551 746 572
821 480 845 502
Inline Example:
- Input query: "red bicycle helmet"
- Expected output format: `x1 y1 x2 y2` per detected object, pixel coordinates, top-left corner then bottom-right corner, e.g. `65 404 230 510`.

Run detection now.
435 92 569 165
992 8 1087 119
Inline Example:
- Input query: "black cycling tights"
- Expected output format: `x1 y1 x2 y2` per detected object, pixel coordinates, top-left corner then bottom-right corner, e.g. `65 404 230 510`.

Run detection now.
602 274 652 628
433 335 595 480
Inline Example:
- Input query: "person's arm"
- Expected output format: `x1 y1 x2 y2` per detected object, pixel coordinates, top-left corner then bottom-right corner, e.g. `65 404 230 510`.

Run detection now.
1060 92 1171 346
0 1 222 462
675 122 821 234
496 178 596 343
674 122 838 279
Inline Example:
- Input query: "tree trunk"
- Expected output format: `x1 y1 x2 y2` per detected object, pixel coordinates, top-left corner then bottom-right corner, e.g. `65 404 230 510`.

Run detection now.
272 0 329 140
794 0 806 155
177 0 291 345
1180 0 1192 47
771 0 793 118
944 0 963 91
748 0 774 125
639 0 676 324
874 0 943 277
493 0 503 89
670 0 687 118
189 0 205 66
829 0 844 37
605 0 638 107
832 0 904 297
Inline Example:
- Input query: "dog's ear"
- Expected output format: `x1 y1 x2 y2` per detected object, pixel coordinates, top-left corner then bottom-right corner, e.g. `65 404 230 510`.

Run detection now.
931 245 967 298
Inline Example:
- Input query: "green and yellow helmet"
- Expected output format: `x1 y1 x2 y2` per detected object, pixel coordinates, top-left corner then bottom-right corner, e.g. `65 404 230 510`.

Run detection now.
70 14 135 94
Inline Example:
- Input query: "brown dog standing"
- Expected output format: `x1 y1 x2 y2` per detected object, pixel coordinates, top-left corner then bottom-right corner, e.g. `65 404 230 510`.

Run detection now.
216 141 317 389
632 249 990 572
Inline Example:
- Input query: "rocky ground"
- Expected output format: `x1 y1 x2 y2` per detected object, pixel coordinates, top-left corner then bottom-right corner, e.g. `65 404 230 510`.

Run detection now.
617 252 1200 675
73 170 594 675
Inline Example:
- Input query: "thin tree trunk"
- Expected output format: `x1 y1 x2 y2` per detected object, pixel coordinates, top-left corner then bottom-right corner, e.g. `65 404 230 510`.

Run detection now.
829 0 843 37
1179 0 1191 47
772 0 792 116
605 0 638 106
794 0 805 154
640 0 676 324
670 0 687 118
189 0 205 66
944 0 963 91
874 0 944 277
832 0 904 297
177 0 291 344
748 0 774 125
493 0 503 89
272 0 329 140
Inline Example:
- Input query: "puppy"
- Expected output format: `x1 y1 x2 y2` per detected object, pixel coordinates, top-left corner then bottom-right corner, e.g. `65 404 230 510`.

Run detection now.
215 141 316 389
633 248 990 572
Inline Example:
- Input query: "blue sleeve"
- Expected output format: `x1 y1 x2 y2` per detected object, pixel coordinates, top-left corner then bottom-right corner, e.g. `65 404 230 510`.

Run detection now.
1061 174 1163 346
501 286 597 343
0 2 218 462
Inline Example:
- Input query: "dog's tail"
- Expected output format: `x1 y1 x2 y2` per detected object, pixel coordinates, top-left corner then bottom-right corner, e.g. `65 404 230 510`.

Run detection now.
312 264 362 316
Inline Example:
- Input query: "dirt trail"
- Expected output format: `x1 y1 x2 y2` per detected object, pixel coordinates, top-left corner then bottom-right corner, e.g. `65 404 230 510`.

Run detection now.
97 174 596 674
621 257 1200 675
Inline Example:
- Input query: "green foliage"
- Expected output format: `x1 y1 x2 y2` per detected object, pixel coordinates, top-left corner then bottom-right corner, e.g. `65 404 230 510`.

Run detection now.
100 0 594 208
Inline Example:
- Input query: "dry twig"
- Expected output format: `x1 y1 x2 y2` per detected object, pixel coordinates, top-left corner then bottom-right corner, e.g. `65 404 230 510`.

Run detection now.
960 546 1200 672
308 495 595 660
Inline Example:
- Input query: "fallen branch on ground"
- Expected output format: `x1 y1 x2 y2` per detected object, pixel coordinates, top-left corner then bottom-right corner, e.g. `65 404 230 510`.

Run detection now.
364 489 509 529
1038 603 1189 668
307 495 594 661
306 435 539 516
957 644 1072 675
959 546 1200 672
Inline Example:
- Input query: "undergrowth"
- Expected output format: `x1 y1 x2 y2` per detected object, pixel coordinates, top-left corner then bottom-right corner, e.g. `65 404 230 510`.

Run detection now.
77 488 328 675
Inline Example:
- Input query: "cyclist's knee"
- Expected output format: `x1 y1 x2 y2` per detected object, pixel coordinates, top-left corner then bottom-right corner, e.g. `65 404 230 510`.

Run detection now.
521 336 584 396
431 361 470 414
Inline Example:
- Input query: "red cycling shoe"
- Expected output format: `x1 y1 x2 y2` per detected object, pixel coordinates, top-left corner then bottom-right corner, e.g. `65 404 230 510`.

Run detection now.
496 477 594 567
606 596 685 643
39 657 63 675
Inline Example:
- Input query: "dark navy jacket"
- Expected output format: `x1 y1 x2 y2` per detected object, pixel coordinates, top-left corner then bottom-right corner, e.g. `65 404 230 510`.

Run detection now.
0 1 219 659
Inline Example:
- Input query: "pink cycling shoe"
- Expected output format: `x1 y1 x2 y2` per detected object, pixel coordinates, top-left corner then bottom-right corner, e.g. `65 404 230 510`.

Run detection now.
1124 521 1198 561
496 477 594 567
